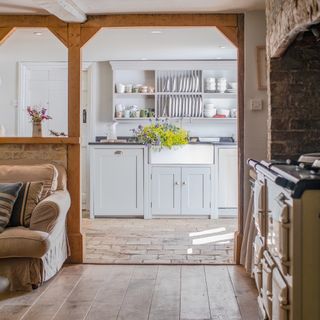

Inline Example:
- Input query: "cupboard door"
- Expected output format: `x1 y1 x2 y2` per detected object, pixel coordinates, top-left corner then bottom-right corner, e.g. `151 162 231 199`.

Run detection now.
217 147 238 210
181 167 211 215
151 167 181 215
93 148 143 216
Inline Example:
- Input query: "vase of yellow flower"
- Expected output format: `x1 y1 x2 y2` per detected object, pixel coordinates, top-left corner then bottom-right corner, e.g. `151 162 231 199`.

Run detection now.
132 119 189 149
27 106 52 137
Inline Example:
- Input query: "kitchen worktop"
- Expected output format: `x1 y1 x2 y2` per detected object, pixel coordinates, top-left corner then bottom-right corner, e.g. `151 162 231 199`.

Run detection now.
88 141 237 146
89 138 236 146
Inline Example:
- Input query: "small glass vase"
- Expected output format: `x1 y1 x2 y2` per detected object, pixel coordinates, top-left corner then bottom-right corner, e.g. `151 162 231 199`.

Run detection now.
32 121 42 137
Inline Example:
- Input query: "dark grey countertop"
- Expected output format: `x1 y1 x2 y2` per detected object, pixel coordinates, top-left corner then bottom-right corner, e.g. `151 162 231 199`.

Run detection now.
89 141 237 146
89 136 236 146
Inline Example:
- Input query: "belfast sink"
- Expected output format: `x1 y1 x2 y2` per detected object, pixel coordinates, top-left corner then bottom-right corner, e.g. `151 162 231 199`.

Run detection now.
149 144 214 164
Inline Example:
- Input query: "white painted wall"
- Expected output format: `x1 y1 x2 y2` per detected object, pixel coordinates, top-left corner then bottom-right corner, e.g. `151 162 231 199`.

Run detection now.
244 11 268 213
0 28 67 136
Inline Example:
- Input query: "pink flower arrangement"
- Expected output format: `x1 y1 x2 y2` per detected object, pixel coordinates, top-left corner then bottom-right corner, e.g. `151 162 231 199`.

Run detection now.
27 106 52 122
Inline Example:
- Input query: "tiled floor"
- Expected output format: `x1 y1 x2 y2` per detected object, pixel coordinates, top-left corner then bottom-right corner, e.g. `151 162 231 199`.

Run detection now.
0 265 259 320
83 218 237 264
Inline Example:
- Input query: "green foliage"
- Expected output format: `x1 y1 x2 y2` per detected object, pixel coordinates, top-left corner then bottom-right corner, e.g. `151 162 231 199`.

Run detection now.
132 120 189 149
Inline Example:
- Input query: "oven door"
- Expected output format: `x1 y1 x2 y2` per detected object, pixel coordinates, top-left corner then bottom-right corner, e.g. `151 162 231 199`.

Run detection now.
267 192 291 275
254 179 266 237
253 235 264 291
261 251 275 319
272 267 290 320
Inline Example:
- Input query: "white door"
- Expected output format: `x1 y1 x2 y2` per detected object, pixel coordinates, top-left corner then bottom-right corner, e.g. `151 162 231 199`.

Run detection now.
217 147 238 211
93 148 144 216
151 167 181 215
18 63 68 136
181 167 211 215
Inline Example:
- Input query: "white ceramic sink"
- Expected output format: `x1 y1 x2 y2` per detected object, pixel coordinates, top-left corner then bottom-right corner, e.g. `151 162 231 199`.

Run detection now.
149 144 214 164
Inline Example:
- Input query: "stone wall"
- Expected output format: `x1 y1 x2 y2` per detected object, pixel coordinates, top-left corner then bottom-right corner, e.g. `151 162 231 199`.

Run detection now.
0 144 67 167
268 28 320 160
267 1 320 159
266 0 320 58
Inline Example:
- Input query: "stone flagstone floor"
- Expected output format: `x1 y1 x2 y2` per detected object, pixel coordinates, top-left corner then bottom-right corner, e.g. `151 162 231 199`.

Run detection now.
83 218 237 264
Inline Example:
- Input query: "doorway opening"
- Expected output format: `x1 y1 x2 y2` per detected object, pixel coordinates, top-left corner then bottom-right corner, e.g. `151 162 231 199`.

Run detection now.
81 27 239 264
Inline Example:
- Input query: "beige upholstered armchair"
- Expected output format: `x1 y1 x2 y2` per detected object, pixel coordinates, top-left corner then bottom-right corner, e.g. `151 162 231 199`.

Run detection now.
0 163 70 291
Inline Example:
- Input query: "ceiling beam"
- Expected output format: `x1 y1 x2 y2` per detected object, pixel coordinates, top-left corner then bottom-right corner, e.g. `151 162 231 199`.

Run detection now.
33 0 87 23
83 14 238 28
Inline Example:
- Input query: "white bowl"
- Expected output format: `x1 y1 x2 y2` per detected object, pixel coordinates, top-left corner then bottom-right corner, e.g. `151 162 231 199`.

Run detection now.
217 109 230 117
204 103 215 110
204 109 217 118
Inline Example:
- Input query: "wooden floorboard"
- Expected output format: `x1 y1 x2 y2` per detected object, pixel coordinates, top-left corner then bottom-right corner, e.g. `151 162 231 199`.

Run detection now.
149 265 181 320
1 305 30 320
180 266 211 320
117 266 158 320
205 265 242 319
21 273 82 320
85 265 134 320
0 264 259 320
227 266 259 320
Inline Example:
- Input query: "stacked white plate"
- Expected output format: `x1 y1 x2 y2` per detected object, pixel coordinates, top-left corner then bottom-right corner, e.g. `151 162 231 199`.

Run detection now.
204 103 217 118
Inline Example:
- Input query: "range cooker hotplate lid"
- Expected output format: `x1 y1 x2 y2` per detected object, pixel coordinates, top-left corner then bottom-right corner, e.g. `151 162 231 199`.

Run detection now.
298 153 320 164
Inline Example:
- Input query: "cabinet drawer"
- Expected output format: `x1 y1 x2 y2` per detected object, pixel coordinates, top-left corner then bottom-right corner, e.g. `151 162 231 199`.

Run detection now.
92 148 144 216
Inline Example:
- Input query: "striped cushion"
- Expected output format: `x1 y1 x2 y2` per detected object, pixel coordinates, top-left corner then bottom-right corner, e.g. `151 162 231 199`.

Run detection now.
0 183 23 233
9 182 44 228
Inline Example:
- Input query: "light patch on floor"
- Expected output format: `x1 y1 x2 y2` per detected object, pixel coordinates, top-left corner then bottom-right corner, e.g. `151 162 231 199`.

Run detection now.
83 218 237 264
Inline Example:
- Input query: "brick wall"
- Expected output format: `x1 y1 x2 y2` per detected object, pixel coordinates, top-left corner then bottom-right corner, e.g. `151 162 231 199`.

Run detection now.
268 29 320 159
0 144 67 167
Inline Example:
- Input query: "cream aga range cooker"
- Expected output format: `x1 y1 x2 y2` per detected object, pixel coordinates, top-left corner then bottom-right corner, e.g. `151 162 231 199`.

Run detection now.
248 154 320 320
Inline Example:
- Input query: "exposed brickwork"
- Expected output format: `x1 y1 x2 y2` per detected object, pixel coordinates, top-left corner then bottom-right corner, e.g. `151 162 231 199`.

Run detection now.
268 29 320 159
266 0 320 58
0 144 67 167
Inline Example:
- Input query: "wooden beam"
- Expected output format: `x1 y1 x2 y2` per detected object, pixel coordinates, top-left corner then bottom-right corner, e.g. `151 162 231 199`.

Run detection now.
83 14 238 28
0 27 15 44
216 26 238 47
48 26 68 47
0 15 66 28
80 27 101 47
67 23 83 263
33 0 87 23
235 14 245 264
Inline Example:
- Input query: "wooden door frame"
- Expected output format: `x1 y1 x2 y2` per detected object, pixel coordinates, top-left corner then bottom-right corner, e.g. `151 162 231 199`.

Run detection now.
0 13 244 263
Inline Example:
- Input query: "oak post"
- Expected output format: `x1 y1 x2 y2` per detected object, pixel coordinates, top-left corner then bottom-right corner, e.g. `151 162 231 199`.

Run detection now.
234 14 245 264
67 23 83 263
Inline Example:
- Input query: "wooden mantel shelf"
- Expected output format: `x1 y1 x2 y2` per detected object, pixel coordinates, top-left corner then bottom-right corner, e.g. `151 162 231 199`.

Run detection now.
0 137 80 144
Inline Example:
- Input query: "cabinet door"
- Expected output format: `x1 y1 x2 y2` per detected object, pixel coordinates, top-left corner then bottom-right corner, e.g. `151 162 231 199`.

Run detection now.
181 167 211 215
218 147 238 209
93 148 143 216
151 167 181 215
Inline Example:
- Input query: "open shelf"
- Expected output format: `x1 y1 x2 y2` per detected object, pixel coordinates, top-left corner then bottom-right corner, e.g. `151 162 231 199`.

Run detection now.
0 137 80 144
115 118 155 121
114 93 155 97
110 61 238 121
203 92 237 98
